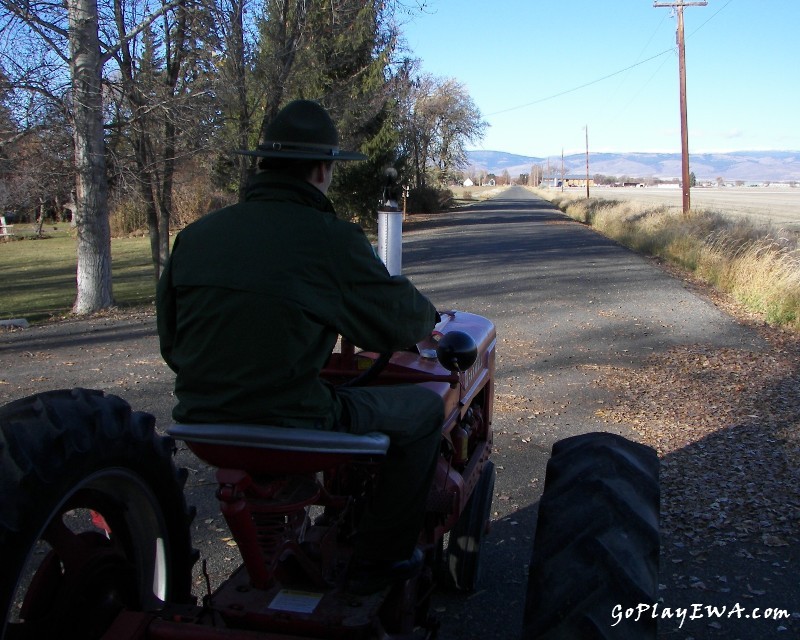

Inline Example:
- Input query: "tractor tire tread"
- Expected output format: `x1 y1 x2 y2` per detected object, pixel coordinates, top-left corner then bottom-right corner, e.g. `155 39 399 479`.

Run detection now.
522 432 660 640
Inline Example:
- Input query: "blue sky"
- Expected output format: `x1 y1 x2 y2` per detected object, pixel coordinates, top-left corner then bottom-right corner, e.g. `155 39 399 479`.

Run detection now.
400 0 800 157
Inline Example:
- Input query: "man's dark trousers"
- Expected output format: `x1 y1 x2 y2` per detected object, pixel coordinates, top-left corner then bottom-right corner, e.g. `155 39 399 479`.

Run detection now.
337 384 443 563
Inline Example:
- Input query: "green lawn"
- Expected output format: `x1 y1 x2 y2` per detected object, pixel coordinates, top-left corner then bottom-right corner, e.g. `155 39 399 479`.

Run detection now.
1 219 375 324
1 226 157 323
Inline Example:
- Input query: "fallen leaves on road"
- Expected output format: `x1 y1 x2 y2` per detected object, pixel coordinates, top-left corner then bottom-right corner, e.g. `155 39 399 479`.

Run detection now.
596 326 800 553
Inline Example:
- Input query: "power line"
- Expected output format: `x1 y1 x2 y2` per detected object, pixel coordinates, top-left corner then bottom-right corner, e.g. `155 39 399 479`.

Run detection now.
687 0 736 37
484 48 674 117
602 11 670 125
611 51 673 128
485 0 735 119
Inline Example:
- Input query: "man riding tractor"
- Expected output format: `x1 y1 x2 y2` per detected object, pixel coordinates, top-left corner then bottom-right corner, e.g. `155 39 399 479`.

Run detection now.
156 99 443 595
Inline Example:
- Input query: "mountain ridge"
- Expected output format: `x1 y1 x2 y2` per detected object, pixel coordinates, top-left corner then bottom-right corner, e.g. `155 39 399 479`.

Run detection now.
466 150 800 182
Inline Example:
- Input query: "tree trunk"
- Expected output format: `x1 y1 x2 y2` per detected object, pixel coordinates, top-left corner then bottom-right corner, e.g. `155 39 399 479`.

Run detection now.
159 118 175 274
256 0 307 144
221 0 253 201
137 165 161 281
157 1 187 276
67 0 114 314
36 198 46 238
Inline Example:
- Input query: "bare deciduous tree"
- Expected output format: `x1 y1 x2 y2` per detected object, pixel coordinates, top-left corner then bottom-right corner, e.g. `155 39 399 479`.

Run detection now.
110 0 197 279
255 0 310 141
398 72 486 189
208 0 257 199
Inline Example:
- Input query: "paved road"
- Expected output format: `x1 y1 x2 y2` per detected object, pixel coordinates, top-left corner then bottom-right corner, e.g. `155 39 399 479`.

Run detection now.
0 186 772 638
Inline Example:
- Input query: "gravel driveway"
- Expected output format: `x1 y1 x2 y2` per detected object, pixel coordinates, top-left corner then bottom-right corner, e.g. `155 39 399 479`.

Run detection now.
1 187 797 639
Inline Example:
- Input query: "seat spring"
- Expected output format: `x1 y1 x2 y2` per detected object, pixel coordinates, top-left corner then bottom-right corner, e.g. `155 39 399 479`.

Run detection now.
251 507 307 564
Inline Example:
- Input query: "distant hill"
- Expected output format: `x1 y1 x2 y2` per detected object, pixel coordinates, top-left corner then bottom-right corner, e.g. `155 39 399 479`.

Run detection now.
466 150 800 182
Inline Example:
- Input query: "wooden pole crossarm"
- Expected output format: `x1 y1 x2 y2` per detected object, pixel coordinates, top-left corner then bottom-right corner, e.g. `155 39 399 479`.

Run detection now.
653 2 708 7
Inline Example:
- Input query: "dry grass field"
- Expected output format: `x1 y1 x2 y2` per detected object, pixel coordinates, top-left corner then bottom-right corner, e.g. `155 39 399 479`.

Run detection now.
569 186 800 230
449 184 508 204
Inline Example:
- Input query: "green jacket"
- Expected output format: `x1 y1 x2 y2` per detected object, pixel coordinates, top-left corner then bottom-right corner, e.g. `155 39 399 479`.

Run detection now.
156 173 437 427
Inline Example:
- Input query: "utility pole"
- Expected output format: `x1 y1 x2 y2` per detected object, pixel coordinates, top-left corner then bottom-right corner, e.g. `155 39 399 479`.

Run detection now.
584 125 590 199
654 1 706 214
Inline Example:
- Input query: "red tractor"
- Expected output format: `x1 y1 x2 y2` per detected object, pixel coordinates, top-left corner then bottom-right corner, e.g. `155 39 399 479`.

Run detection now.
0 311 500 639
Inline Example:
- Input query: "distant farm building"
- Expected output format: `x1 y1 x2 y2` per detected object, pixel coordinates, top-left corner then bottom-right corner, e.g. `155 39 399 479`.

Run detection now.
563 176 596 188
540 175 595 188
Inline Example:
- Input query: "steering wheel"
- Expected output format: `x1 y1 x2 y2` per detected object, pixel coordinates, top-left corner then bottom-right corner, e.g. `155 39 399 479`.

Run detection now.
338 351 393 388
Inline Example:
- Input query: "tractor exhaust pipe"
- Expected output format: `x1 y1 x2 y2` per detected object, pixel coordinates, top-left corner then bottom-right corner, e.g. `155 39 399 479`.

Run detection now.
377 167 402 276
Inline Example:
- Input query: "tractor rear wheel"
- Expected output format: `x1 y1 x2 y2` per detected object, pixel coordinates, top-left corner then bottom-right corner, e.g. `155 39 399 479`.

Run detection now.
522 432 660 640
0 388 196 640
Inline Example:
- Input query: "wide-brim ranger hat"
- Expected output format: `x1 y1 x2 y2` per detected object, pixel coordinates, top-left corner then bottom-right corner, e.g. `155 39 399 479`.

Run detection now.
235 100 367 162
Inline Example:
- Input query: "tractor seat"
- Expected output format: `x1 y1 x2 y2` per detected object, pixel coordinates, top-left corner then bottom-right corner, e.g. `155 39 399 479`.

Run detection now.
167 423 390 475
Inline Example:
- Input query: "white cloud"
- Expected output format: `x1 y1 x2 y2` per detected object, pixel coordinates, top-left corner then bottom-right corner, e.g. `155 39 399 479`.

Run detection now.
723 129 744 139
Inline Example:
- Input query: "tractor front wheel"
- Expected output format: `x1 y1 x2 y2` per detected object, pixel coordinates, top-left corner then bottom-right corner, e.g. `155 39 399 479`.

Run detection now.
522 432 660 640
446 459 495 592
